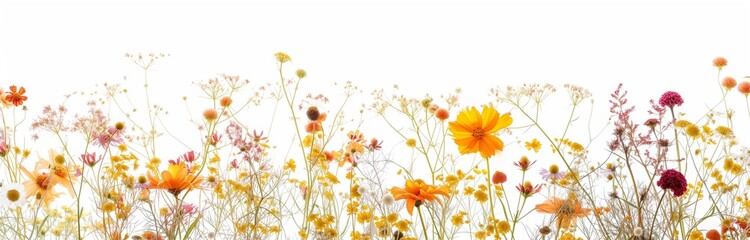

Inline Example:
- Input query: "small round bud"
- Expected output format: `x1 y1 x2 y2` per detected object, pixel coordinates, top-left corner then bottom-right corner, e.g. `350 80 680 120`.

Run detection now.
296 69 307 79
54 154 65 164
306 106 320 121
492 171 507 184
115 121 126 130
539 226 551 235
548 164 560 174
137 175 148 184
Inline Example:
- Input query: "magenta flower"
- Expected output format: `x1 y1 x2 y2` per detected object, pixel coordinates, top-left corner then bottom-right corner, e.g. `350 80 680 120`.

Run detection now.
657 169 687 197
658 91 684 108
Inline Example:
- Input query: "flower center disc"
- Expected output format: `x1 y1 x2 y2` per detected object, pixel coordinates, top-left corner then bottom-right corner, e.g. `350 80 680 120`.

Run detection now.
472 128 484 139
7 189 20 202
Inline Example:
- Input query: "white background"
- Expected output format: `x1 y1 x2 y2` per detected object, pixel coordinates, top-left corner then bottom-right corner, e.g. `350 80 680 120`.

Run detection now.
1 0 750 237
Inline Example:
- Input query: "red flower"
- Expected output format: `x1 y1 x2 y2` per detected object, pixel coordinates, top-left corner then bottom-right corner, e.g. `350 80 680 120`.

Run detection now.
658 91 683 109
706 229 720 240
657 169 687 197
5 85 27 106
491 171 507 184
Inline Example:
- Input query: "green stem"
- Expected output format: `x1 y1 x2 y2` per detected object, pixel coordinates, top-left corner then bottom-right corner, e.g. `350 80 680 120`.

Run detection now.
486 159 496 221
648 191 667 237
669 108 682 172
418 206 429 239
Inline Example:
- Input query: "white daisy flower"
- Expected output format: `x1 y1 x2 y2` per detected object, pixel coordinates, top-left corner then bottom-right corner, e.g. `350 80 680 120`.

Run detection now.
0 182 26 208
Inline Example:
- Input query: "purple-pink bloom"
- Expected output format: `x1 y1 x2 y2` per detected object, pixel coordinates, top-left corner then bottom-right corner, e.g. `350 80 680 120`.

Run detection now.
657 169 687 197
658 91 684 108
539 168 565 181
92 126 124 148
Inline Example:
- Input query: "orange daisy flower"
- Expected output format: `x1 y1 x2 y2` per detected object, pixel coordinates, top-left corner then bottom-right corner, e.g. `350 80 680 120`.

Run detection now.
390 179 450 215
148 162 203 196
448 106 512 159
535 197 591 229
5 85 28 106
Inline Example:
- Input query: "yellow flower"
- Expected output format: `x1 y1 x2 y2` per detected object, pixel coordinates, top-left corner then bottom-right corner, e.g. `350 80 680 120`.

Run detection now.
715 126 733 138
525 138 542 153
274 52 291 63
448 106 512 159
405 138 417 148
496 221 510 234
686 125 701 139
473 189 488 203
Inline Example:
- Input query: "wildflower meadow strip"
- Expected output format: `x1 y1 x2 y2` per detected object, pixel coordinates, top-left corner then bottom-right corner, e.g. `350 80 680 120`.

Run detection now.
0 53 749 240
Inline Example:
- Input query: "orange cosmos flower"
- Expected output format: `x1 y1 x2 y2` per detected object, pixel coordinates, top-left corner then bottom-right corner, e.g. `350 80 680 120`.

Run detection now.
36 149 79 197
535 197 591 229
390 179 450 215
148 162 203 196
448 106 512 159
0 87 13 108
20 165 63 207
5 85 28 106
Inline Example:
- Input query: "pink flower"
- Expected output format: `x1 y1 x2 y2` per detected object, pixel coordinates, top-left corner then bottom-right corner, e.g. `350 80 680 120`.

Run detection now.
643 118 660 129
207 133 221 146
657 169 687 197
179 151 200 163
80 152 102 167
658 91 684 109
93 127 124 148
